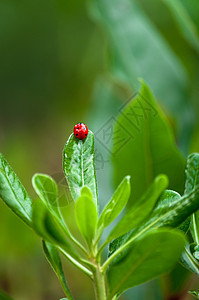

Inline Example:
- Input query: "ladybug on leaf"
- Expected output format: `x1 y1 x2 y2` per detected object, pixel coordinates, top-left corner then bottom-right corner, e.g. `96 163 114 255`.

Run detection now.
73 123 88 140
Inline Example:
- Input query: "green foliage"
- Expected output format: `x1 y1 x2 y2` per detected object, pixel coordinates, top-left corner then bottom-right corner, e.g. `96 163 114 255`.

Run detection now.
179 153 199 280
112 80 185 205
0 153 32 226
63 131 98 209
108 185 199 259
97 176 131 230
1 82 199 299
75 187 97 249
107 229 185 299
107 175 168 242
32 173 61 218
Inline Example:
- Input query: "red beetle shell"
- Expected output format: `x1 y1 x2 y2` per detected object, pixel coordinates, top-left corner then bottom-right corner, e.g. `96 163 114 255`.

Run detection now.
74 123 88 140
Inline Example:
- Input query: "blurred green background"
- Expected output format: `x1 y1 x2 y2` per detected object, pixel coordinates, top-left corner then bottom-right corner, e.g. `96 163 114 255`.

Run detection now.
0 0 199 299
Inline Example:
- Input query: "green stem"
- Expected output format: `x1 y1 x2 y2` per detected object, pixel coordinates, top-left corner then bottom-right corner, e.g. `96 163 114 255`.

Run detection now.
192 213 199 244
58 247 93 279
93 264 107 300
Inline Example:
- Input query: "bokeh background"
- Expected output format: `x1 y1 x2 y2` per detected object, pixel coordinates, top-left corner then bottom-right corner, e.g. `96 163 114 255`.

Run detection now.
0 0 199 299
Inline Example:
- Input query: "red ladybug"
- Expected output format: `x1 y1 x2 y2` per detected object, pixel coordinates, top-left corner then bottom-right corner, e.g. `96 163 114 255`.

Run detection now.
74 123 88 140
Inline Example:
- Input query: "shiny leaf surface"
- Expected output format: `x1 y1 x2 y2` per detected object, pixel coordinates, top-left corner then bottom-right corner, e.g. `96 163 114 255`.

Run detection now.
107 229 185 298
0 153 32 226
63 131 98 209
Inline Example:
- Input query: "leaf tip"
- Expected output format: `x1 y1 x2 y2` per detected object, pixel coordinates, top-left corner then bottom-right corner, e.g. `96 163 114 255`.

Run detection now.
155 174 169 191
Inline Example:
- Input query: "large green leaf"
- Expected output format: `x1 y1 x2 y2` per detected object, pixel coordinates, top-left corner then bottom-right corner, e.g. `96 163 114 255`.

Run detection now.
108 187 199 259
75 187 97 248
0 153 32 226
112 80 185 205
107 174 168 242
42 241 73 300
97 176 131 230
63 131 98 209
107 229 185 299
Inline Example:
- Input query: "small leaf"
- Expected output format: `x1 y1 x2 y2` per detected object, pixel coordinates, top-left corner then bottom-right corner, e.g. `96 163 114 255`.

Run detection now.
32 173 71 238
75 188 97 248
63 131 98 209
0 153 32 226
42 241 73 300
98 176 131 229
32 173 60 217
81 186 93 198
32 199 78 258
108 174 168 242
107 229 185 298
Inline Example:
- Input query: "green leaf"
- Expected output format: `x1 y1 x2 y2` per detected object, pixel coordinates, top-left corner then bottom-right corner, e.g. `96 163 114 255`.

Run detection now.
107 229 185 298
32 199 78 258
98 176 131 229
0 153 32 226
184 153 199 244
75 188 97 248
32 173 60 217
0 289 14 300
181 244 199 276
108 187 199 258
32 173 73 239
63 131 98 209
108 174 168 242
112 80 185 206
42 241 73 300
185 153 199 195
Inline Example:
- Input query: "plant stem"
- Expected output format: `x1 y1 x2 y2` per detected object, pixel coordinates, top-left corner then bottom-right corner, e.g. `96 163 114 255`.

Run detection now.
58 247 93 279
93 264 107 300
